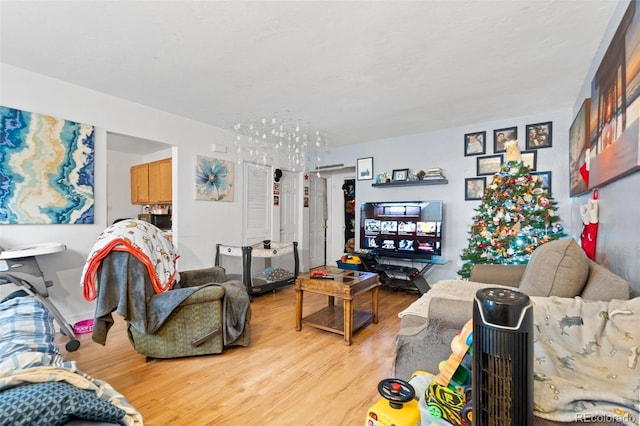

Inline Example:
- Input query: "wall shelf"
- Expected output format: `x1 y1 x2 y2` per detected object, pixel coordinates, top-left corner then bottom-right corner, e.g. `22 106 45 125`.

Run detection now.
371 178 448 188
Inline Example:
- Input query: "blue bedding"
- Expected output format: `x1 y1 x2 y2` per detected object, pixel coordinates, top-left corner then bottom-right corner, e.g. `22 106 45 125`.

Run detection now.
0 296 142 426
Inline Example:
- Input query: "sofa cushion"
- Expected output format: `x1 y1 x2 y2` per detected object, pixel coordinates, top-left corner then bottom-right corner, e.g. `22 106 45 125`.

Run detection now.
398 280 501 320
470 263 527 286
519 239 589 297
580 261 630 301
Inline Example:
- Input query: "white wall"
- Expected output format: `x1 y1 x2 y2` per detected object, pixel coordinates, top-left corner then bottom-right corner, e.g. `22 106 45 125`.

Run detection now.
325 110 572 284
106 149 145 225
0 64 249 324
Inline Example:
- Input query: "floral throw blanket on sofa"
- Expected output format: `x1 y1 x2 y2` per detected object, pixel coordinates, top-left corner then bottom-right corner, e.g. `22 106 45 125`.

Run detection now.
0 295 142 426
531 296 639 425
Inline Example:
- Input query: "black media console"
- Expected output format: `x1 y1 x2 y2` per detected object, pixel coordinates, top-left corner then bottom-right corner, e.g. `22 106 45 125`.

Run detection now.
356 252 447 294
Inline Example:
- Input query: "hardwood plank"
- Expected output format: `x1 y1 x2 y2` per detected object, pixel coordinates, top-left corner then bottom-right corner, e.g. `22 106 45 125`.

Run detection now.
56 286 418 425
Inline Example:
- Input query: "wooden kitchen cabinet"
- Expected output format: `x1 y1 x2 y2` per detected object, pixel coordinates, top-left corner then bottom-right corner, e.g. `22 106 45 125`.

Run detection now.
148 158 172 203
130 163 150 204
130 158 172 204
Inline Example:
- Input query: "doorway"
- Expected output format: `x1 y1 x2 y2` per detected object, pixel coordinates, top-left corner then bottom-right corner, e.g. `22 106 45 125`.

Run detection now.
106 132 174 227
342 178 356 253
308 175 327 268
279 170 299 243
323 168 357 266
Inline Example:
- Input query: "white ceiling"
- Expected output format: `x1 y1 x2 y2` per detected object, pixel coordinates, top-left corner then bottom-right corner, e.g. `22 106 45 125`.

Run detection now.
0 1 619 147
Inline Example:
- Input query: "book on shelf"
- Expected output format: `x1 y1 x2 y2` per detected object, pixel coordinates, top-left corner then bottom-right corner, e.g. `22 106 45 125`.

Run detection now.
422 169 445 178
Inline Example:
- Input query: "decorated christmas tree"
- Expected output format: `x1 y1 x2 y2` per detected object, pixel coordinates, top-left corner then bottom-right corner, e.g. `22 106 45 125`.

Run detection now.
458 141 566 278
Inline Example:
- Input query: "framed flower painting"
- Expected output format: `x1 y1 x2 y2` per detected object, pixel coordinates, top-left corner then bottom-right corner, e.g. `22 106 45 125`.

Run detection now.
195 155 234 201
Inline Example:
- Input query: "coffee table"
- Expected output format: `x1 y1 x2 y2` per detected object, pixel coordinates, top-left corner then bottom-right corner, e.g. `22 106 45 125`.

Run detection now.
295 267 379 345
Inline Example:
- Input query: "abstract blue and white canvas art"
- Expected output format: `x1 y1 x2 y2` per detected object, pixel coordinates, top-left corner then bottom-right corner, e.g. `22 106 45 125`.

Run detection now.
0 106 95 224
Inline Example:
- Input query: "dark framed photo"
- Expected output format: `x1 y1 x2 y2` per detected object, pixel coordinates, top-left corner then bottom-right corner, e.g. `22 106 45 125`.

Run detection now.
357 157 374 181
521 150 537 171
531 171 552 194
392 168 409 181
476 154 503 176
525 121 553 149
493 127 518 153
569 99 591 197
464 131 486 156
465 177 486 200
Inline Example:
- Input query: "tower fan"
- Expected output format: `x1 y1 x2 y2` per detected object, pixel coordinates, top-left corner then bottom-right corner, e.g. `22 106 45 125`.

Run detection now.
472 287 533 426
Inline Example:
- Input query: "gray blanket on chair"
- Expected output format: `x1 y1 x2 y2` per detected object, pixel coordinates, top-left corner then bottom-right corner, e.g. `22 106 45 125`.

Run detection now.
169 266 249 345
215 279 250 346
92 252 202 345
92 252 249 346
92 251 251 346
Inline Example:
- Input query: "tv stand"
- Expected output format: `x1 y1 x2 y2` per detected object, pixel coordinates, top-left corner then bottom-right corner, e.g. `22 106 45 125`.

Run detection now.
369 254 447 294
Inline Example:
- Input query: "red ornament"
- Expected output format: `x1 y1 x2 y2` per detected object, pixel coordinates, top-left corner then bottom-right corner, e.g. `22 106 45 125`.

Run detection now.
508 179 515 184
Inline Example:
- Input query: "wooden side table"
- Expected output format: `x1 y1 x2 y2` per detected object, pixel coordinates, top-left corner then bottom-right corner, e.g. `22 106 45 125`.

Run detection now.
295 267 379 345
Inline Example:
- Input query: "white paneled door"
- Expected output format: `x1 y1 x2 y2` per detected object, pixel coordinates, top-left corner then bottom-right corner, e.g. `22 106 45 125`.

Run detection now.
308 175 327 268
279 170 299 243
243 162 271 245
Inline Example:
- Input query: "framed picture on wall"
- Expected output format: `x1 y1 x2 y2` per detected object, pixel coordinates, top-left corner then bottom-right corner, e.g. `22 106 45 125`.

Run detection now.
465 177 486 200
493 126 518 153
569 99 591 196
588 0 640 189
525 121 553 149
476 154 503 176
464 131 486 156
521 150 537 171
357 157 374 180
531 171 552 194
392 168 409 181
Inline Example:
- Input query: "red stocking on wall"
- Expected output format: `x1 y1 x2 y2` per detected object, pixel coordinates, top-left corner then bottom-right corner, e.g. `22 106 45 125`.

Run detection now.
580 191 599 261
580 222 598 261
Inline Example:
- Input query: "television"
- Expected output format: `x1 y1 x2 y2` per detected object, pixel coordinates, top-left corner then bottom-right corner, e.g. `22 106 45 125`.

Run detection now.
359 200 443 260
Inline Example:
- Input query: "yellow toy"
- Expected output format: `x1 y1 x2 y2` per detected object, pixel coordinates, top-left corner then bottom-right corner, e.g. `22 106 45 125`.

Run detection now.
366 372 436 426
425 319 473 425
341 254 362 264
365 321 473 426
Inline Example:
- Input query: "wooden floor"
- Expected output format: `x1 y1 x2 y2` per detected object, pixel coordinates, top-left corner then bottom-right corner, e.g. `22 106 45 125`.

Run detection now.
56 285 418 426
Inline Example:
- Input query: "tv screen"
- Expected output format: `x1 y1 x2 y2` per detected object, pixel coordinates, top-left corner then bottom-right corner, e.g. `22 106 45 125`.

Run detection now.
360 200 443 260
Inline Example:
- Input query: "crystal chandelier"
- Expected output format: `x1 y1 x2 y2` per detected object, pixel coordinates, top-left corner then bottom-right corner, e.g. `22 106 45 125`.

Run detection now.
232 114 328 172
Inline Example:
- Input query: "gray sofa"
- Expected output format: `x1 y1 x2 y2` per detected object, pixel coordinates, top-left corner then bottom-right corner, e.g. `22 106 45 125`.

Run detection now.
394 239 632 425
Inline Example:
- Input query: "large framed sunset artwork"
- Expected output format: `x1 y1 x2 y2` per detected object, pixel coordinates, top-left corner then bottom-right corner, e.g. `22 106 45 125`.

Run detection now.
588 1 640 189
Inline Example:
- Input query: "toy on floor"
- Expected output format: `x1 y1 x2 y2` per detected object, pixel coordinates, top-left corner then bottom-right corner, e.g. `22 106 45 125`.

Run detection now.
424 319 473 426
365 375 421 426
366 372 452 426
365 321 473 426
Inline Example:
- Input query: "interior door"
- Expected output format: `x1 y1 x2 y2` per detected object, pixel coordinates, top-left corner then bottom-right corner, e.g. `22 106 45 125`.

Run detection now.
243 162 271 245
279 170 299 243
308 175 327 268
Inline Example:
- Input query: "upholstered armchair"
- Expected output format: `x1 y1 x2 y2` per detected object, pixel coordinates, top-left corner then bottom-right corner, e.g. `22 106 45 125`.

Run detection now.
93 251 251 359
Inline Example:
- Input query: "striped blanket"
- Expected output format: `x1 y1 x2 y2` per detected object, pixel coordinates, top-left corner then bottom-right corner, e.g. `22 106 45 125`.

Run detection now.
0 296 142 426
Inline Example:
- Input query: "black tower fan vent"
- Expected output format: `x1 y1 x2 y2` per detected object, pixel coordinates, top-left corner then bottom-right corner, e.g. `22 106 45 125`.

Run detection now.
472 287 533 426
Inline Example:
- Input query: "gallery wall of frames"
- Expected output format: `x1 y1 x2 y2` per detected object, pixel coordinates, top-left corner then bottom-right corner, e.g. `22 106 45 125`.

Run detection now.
463 121 553 201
